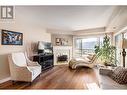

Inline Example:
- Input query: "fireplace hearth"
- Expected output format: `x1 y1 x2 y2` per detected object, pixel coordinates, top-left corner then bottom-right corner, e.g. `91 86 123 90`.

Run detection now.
57 55 68 62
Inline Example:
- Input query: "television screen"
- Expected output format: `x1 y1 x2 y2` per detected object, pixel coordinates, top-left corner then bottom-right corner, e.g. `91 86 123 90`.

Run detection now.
38 41 45 50
38 41 53 54
44 42 52 49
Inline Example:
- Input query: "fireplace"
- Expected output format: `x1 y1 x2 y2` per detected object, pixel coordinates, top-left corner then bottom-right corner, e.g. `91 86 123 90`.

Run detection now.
53 46 72 65
57 55 68 62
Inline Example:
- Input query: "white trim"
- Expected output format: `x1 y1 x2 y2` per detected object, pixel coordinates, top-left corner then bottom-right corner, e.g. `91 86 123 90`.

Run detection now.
114 26 127 36
0 77 11 84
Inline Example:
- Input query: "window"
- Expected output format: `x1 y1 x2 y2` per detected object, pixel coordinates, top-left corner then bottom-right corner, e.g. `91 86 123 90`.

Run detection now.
115 34 122 66
75 39 82 57
74 36 104 57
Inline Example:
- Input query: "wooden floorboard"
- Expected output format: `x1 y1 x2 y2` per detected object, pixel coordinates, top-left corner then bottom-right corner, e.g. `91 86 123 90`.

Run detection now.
0 65 100 89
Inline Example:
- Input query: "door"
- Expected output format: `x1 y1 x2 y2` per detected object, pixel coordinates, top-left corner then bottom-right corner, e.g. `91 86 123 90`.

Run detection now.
115 34 122 66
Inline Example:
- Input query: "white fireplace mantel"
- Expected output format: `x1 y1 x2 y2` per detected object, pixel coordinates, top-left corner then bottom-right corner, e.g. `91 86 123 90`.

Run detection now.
53 46 73 65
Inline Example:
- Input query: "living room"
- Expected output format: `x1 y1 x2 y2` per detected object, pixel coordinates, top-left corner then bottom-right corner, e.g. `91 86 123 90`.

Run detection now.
1 1 127 94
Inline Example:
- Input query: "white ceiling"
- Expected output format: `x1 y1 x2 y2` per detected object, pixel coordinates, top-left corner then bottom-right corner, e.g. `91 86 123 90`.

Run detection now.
16 6 116 31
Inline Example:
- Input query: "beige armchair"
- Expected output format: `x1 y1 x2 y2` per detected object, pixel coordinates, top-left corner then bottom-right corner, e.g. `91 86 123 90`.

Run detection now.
8 52 41 82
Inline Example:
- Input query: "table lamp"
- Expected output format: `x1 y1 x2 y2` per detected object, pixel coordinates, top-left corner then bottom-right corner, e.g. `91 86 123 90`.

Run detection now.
122 38 127 67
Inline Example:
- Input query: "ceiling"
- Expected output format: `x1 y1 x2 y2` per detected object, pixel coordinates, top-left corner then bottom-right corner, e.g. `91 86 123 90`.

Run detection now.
16 6 116 32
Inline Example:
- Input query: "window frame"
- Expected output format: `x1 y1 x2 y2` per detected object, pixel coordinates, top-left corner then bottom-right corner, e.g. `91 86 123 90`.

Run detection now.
73 35 107 57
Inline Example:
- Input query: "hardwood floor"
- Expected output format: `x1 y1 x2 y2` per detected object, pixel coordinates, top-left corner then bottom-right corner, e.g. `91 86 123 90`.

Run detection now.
0 65 100 89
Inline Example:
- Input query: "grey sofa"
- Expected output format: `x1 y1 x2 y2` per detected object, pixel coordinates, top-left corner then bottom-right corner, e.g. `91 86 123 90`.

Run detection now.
99 75 127 89
97 69 127 89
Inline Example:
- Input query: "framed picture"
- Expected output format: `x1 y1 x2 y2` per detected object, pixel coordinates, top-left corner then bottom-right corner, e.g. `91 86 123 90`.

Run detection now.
61 38 68 46
1 30 23 45
55 38 69 46
56 38 61 45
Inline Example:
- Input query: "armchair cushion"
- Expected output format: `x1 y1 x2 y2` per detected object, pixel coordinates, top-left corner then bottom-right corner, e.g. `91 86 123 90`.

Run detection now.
12 53 27 66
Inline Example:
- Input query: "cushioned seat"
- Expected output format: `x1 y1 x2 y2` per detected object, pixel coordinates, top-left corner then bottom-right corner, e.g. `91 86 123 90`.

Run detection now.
28 66 41 78
69 54 97 69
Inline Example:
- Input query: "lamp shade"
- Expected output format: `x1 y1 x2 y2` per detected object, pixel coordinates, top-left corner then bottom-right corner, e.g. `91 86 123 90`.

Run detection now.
122 38 127 49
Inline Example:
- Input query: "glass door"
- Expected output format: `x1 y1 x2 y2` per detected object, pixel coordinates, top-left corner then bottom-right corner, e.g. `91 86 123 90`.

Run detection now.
81 38 98 56
115 34 122 66
74 37 98 57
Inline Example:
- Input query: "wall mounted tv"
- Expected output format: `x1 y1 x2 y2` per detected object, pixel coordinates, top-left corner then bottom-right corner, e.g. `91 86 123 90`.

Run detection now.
38 41 53 54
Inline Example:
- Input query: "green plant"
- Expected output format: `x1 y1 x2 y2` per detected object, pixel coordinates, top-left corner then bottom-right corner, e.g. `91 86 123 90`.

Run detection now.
94 35 116 66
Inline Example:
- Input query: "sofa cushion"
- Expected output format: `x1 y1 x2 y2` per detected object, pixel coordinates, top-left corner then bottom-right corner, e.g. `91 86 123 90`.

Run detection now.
110 66 127 84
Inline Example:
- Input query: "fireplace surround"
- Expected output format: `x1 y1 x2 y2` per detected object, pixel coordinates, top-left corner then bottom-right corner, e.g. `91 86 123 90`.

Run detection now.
53 46 72 65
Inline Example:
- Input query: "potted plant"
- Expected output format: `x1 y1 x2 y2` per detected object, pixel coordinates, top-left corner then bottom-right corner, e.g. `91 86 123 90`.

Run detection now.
95 35 117 67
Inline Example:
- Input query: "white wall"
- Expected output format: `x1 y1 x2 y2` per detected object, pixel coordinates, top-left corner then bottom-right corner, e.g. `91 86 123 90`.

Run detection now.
0 6 51 80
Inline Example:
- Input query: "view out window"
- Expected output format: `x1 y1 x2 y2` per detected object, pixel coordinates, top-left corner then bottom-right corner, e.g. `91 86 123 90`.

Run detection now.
74 37 104 57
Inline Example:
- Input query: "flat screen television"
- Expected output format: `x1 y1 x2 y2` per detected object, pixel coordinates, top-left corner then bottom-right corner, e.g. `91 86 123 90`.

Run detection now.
38 41 53 54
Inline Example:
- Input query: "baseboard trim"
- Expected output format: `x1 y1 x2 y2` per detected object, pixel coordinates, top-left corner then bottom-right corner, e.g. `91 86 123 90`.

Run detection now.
0 77 11 84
